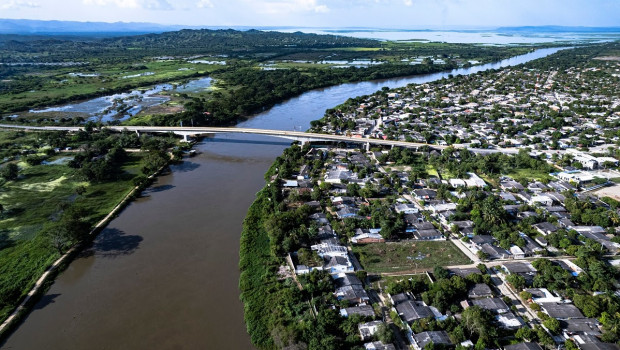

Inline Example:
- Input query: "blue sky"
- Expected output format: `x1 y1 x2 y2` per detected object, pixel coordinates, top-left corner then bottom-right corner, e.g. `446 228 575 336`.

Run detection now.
0 0 618 27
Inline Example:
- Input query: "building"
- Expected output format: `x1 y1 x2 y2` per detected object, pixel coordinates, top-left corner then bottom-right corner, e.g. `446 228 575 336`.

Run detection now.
396 301 433 324
359 320 384 340
412 331 453 350
504 343 543 350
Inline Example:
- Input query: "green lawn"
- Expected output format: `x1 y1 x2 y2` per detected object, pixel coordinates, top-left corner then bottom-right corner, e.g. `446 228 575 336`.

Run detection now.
508 168 553 182
352 240 471 274
0 153 147 323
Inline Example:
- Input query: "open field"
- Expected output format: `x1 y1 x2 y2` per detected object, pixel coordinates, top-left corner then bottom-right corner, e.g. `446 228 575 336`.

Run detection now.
0 152 147 321
507 168 554 182
352 240 471 274
595 184 620 202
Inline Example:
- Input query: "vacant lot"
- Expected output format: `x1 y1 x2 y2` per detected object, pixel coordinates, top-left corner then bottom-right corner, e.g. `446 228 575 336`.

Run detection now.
595 184 620 202
352 240 471 274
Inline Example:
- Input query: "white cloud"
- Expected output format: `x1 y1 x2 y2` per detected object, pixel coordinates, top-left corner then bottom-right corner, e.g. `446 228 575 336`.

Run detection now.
196 0 213 8
403 0 413 6
250 0 330 15
83 0 173 10
0 0 40 9
144 0 173 10
83 0 139 8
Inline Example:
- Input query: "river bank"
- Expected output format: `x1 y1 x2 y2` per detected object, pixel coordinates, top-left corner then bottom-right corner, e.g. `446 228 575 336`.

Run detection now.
0 149 175 340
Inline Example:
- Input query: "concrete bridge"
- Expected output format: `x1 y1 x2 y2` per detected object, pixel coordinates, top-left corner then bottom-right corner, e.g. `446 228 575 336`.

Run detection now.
0 124 520 155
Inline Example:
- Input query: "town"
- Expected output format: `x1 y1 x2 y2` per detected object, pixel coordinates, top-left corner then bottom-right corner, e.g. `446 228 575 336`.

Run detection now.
240 43 620 350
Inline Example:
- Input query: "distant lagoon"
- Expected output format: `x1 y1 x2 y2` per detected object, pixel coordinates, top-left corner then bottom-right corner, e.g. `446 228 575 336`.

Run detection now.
270 27 620 44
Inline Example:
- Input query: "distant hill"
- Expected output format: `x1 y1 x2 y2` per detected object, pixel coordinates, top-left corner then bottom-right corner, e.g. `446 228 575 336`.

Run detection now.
496 26 620 33
0 28 380 61
0 19 190 36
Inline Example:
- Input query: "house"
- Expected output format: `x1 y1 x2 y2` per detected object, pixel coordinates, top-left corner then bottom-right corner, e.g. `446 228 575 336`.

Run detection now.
471 235 496 248
572 334 619 350
324 256 354 275
481 243 512 260
324 169 354 183
336 206 359 219
471 297 510 314
395 203 419 214
548 180 577 192
510 245 526 259
390 292 413 305
412 331 453 350
364 341 396 350
396 301 433 323
428 203 457 213
468 283 493 299
528 181 548 192
533 222 559 236
557 260 584 276
524 288 562 304
404 213 425 226
359 320 384 340
530 195 554 206
504 343 543 350
574 226 620 254
413 189 437 200
520 234 544 256
334 273 370 304
311 243 348 258
351 228 384 244
562 318 602 336
539 303 585 320
496 311 524 329
414 229 444 241
449 267 482 278
502 262 537 284
499 192 517 202
451 220 475 236
500 179 525 191
310 212 330 225
341 305 375 318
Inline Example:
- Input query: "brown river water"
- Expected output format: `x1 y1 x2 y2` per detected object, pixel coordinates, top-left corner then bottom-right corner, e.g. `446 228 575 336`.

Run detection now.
0 47 563 349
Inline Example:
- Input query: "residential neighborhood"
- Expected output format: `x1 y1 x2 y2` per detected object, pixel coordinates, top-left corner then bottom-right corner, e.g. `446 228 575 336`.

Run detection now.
254 49 620 350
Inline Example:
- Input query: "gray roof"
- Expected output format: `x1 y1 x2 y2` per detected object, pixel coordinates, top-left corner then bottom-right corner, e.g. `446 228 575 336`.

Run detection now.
335 273 363 288
471 235 495 245
540 303 585 319
502 262 537 274
343 305 375 318
468 284 493 298
471 297 509 313
390 293 412 305
364 341 396 350
413 331 452 349
414 229 443 239
561 318 601 336
396 301 433 323
449 267 482 278
578 335 620 350
504 343 543 350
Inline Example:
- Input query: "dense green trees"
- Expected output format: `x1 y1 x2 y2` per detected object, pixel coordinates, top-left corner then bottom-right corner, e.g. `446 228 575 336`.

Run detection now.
0 162 18 181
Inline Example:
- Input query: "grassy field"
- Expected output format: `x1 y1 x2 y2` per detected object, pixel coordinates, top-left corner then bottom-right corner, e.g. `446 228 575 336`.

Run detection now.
352 240 471 274
508 168 553 182
0 152 147 322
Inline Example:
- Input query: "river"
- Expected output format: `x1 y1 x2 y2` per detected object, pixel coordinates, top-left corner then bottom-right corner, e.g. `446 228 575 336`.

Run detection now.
0 47 564 350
